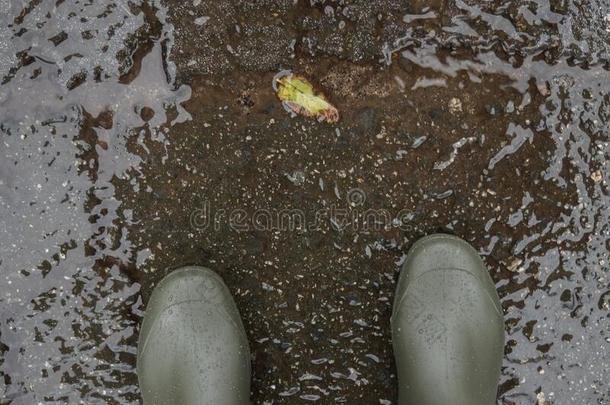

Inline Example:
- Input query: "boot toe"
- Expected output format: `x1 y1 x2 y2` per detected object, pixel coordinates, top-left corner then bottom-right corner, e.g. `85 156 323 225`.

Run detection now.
137 267 250 405
392 234 504 405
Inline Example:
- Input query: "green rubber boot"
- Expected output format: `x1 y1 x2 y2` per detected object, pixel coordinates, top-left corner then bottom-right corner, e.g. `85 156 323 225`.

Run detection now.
392 234 504 405
137 266 251 405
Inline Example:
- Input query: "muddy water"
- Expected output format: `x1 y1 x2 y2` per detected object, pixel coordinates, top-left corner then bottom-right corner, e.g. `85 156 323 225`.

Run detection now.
1 0 609 404
0 1 189 403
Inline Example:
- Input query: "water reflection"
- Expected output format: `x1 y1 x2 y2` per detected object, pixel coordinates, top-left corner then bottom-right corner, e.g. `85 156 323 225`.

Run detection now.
0 1 188 402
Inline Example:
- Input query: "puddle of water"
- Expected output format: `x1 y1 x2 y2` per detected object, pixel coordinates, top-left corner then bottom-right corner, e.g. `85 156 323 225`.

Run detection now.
389 6 610 403
1 0 609 404
0 1 188 403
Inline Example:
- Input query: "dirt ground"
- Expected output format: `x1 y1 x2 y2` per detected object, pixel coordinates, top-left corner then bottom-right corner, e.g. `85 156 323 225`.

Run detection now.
123 1 609 403
0 0 609 404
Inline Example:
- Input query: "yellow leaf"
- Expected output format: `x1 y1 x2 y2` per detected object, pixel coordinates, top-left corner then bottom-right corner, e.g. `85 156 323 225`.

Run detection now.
274 73 339 123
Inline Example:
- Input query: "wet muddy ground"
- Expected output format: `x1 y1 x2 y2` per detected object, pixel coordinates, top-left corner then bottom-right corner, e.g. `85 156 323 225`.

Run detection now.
1 0 609 404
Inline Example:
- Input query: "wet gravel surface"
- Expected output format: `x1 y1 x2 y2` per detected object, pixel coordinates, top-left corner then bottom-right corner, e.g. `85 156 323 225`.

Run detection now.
1 0 609 404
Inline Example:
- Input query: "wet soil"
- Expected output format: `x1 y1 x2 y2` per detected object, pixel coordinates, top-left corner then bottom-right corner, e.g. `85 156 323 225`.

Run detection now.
1 0 609 404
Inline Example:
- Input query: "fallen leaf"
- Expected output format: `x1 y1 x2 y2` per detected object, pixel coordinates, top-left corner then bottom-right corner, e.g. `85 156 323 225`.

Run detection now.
274 72 339 123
